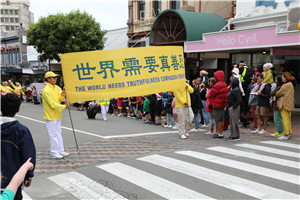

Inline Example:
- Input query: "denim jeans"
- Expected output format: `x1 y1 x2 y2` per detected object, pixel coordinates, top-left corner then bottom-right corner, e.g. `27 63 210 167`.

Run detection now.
194 111 200 129
201 100 209 125
167 113 174 126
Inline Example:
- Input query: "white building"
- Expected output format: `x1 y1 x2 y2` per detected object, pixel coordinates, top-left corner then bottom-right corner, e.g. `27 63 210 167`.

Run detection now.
103 27 129 50
0 0 34 32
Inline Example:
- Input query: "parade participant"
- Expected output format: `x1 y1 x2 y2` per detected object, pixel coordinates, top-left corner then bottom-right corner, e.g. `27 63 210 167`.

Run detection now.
42 71 70 159
10 82 24 98
276 72 295 140
1 81 16 95
98 98 110 121
1 93 36 200
207 71 228 139
226 78 242 141
174 82 194 139
251 74 271 135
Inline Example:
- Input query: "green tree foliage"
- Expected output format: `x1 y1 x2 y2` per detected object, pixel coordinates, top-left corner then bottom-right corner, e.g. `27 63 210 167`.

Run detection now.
27 10 107 62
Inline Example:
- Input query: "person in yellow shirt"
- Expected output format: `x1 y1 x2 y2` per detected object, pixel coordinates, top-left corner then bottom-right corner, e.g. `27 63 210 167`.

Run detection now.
1 81 16 95
98 98 110 121
173 82 194 139
42 71 70 159
10 82 25 98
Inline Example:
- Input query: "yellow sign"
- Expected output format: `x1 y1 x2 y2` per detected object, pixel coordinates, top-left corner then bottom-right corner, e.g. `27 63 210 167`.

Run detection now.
61 46 186 103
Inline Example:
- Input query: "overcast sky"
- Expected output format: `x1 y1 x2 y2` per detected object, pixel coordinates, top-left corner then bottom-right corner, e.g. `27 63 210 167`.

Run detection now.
30 0 128 31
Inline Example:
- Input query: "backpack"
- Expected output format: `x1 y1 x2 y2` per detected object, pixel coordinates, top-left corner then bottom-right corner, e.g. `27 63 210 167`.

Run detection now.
242 66 255 83
86 103 98 119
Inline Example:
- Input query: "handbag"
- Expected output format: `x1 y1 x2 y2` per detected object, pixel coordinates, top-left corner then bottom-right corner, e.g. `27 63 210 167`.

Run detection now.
208 103 213 110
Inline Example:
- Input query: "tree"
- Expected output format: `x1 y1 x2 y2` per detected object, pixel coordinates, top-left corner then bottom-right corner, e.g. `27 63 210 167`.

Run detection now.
27 10 107 62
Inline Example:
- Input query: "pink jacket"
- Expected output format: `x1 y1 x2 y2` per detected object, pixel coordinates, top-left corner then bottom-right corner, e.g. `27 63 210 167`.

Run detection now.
206 89 213 113
171 97 176 114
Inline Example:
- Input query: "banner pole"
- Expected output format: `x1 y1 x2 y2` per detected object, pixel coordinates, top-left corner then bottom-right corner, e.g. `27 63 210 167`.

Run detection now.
68 107 80 154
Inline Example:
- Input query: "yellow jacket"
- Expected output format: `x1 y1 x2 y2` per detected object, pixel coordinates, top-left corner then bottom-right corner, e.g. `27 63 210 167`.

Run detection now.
10 82 25 97
42 83 66 121
1 85 16 94
98 99 110 106
173 83 194 108
262 71 273 84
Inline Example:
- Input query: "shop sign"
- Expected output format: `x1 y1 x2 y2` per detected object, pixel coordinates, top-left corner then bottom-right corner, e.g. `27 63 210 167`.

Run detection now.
185 27 300 52
1 70 6 75
273 48 300 56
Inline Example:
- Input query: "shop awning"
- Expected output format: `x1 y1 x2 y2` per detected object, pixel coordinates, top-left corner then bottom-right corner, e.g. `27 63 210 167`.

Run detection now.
149 9 227 46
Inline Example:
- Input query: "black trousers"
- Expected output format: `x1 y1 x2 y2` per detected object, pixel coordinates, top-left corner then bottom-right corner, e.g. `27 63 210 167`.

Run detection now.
150 108 155 122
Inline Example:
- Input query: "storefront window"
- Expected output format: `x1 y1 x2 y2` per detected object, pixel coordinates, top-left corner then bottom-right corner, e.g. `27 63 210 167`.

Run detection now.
252 52 272 67
232 53 251 67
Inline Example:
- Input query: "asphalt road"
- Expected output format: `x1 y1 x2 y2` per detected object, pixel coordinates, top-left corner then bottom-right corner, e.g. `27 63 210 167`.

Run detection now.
10 102 300 199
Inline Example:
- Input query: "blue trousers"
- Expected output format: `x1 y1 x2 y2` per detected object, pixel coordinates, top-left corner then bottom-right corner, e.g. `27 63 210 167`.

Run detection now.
201 100 209 125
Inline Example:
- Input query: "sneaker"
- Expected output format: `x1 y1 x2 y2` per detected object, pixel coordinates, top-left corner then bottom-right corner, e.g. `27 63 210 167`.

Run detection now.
163 125 169 128
202 124 209 128
143 121 149 124
186 133 189 137
189 128 197 132
225 137 237 141
131 116 136 119
236 137 240 141
277 134 291 140
167 125 173 128
117 114 123 117
60 152 69 157
271 132 283 137
127 116 131 118
213 134 224 138
205 131 212 135
180 134 187 139
258 129 267 134
51 155 64 159
104 119 107 121
172 126 178 130
250 129 260 133
248 128 257 132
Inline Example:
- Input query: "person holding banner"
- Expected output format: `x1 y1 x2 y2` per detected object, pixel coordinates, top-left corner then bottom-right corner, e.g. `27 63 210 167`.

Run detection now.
98 98 110 121
174 82 194 139
42 71 70 159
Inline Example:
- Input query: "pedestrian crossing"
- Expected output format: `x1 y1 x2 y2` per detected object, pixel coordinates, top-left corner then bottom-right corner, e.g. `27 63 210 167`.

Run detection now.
23 141 300 200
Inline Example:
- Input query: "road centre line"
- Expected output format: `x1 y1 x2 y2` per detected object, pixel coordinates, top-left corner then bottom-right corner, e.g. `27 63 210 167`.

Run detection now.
15 114 180 139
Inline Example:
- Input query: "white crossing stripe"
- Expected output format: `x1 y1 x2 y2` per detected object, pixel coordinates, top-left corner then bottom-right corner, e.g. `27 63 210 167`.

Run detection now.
176 151 300 185
48 171 127 200
138 155 300 200
260 141 300 150
97 162 215 199
235 143 299 158
208 146 300 169
22 191 32 200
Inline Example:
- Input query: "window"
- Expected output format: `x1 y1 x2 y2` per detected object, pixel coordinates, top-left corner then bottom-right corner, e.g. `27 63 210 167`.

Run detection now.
9 10 13 15
5 9 8 15
154 0 161 16
171 1 181 9
10 18 14 23
15 18 19 23
10 26 14 31
1 17 3 22
15 10 18 15
5 17 8 22
255 0 278 9
6 25 9 31
139 0 145 20
1 9 3 14
15 26 19 30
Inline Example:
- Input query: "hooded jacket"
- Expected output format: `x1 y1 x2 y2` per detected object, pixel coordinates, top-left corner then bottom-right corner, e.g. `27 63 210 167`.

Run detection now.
231 68 244 93
1 117 36 189
190 87 203 114
227 78 242 109
209 71 228 109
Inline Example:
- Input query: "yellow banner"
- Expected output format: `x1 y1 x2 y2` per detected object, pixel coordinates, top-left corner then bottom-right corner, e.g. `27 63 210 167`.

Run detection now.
61 46 186 103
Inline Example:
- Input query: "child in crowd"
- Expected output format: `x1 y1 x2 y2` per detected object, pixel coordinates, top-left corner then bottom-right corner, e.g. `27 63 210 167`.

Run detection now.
154 93 163 125
165 91 174 128
143 96 150 124
254 63 273 92
253 66 261 77
1 158 34 200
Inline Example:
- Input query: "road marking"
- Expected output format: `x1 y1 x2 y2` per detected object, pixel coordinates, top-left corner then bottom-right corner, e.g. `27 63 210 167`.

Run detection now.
234 143 299 158
208 146 300 169
97 162 215 199
15 114 180 139
176 151 300 185
22 191 32 200
138 155 300 200
48 171 127 200
260 141 300 149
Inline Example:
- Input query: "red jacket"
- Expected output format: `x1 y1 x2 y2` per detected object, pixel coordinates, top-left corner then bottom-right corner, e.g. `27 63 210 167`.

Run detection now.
210 71 228 109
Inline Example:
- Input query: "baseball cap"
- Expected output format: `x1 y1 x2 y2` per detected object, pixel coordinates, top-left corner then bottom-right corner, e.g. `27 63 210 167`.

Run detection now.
251 76 258 80
45 71 59 78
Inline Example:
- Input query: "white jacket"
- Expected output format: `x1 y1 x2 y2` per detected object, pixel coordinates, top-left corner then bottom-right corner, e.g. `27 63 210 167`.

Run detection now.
231 68 244 94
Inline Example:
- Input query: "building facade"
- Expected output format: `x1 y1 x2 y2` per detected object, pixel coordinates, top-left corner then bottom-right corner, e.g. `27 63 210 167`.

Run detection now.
0 0 34 33
184 0 300 107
